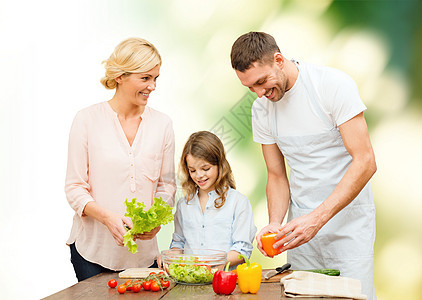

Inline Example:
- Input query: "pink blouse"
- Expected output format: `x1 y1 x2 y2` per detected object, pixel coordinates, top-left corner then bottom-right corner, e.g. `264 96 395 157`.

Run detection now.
65 101 176 270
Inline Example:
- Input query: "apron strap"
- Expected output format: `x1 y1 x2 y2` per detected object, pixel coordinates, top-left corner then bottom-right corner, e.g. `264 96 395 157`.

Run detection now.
272 102 278 137
271 60 336 138
299 62 336 129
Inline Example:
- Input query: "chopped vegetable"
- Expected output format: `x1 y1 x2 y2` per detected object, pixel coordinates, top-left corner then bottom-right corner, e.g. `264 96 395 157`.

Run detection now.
123 197 174 253
168 263 216 284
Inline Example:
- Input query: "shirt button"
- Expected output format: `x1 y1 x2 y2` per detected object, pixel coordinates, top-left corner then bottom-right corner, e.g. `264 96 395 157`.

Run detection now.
201 243 203 246
202 225 205 228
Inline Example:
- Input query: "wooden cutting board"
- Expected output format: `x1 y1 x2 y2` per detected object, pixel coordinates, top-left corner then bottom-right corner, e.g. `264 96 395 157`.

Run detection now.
261 269 293 283
118 268 165 278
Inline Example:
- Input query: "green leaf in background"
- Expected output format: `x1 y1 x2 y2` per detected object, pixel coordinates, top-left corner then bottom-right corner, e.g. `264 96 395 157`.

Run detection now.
123 197 174 254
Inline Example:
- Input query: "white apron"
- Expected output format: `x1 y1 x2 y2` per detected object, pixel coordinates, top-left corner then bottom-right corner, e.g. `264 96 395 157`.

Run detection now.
271 62 376 300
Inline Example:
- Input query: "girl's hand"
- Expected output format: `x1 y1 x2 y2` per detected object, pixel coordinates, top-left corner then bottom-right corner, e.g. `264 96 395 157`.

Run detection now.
103 212 133 246
256 223 283 256
157 255 163 269
134 225 161 240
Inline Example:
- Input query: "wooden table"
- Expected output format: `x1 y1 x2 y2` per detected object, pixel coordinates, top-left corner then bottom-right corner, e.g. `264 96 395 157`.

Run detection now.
42 271 338 299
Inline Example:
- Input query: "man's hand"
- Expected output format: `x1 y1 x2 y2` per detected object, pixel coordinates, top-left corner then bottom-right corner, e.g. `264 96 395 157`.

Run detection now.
273 212 323 252
256 222 283 256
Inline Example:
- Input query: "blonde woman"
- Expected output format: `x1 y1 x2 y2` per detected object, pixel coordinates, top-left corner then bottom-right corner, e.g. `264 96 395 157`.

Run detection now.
170 131 256 268
65 38 176 281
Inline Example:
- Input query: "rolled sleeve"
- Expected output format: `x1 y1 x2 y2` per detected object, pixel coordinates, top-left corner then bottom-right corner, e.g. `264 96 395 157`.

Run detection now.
231 241 254 258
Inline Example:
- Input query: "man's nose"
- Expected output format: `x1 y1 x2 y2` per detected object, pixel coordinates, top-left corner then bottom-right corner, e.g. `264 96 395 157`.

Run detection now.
251 87 265 98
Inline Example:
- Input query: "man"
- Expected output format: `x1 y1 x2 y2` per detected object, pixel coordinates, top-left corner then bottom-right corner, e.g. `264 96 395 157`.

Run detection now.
231 32 377 299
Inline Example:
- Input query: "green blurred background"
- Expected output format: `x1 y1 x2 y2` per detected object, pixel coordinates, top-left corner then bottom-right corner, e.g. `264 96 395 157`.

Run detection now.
149 1 422 299
1 0 421 299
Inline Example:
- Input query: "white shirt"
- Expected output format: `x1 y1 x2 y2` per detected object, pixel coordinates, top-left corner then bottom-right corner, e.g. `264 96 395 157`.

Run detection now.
170 188 256 258
65 101 176 270
252 61 367 143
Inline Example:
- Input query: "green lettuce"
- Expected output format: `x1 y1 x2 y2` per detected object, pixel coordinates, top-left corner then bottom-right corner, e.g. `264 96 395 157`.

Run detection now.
168 263 216 284
123 197 174 253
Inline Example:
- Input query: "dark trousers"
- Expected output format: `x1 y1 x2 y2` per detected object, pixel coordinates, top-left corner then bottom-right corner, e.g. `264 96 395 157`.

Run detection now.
69 243 158 281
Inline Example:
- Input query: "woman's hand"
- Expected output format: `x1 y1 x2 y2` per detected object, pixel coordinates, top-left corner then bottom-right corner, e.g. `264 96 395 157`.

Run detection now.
256 222 283 256
134 225 161 240
83 202 133 247
103 212 133 246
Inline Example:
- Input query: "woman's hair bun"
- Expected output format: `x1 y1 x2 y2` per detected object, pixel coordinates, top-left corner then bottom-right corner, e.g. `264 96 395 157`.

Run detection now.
100 37 162 90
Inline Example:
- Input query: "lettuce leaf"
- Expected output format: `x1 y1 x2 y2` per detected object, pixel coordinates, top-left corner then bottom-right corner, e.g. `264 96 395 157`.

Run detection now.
123 197 174 253
168 263 216 284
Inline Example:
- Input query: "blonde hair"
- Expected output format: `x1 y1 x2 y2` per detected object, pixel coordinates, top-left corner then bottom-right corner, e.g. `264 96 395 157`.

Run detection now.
180 131 236 208
100 37 162 89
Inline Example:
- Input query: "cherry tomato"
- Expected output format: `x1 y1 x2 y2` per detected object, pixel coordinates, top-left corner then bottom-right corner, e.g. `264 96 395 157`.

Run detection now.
149 272 156 276
117 284 126 294
142 280 151 291
124 279 133 291
159 271 165 275
161 280 170 289
132 284 141 293
108 279 117 288
124 279 132 286
151 280 161 292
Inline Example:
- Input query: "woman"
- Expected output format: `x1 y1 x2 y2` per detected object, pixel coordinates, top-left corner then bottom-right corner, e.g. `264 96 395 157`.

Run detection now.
65 38 176 281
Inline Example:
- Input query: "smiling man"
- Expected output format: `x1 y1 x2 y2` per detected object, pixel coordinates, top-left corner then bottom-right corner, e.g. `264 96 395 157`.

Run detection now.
231 32 377 299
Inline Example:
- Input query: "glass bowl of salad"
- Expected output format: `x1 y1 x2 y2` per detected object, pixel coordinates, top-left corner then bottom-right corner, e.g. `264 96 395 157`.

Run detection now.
161 248 227 285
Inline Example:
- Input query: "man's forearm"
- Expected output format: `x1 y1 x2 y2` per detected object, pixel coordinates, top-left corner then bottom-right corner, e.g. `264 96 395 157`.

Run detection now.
267 173 290 224
313 152 376 226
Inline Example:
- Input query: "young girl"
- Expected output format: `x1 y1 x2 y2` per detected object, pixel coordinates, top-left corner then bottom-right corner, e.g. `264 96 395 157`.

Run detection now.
170 131 256 267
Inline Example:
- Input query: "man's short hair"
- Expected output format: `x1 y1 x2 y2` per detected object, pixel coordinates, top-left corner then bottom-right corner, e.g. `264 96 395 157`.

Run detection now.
231 32 280 72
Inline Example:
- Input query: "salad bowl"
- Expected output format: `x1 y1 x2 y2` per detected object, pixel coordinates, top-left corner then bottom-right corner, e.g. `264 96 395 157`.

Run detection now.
161 249 227 285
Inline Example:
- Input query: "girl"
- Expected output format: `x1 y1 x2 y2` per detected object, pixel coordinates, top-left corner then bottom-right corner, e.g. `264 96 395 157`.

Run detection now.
65 37 176 281
170 131 256 267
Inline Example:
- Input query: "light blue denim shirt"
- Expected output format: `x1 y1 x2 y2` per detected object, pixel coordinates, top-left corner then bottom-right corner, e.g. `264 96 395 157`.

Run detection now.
170 188 257 258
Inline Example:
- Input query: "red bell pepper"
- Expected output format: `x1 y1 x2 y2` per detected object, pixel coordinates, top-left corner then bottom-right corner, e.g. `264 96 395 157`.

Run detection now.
212 262 238 295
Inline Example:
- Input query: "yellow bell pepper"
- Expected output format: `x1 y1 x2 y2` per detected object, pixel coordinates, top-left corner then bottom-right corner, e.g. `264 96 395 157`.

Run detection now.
236 254 262 294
